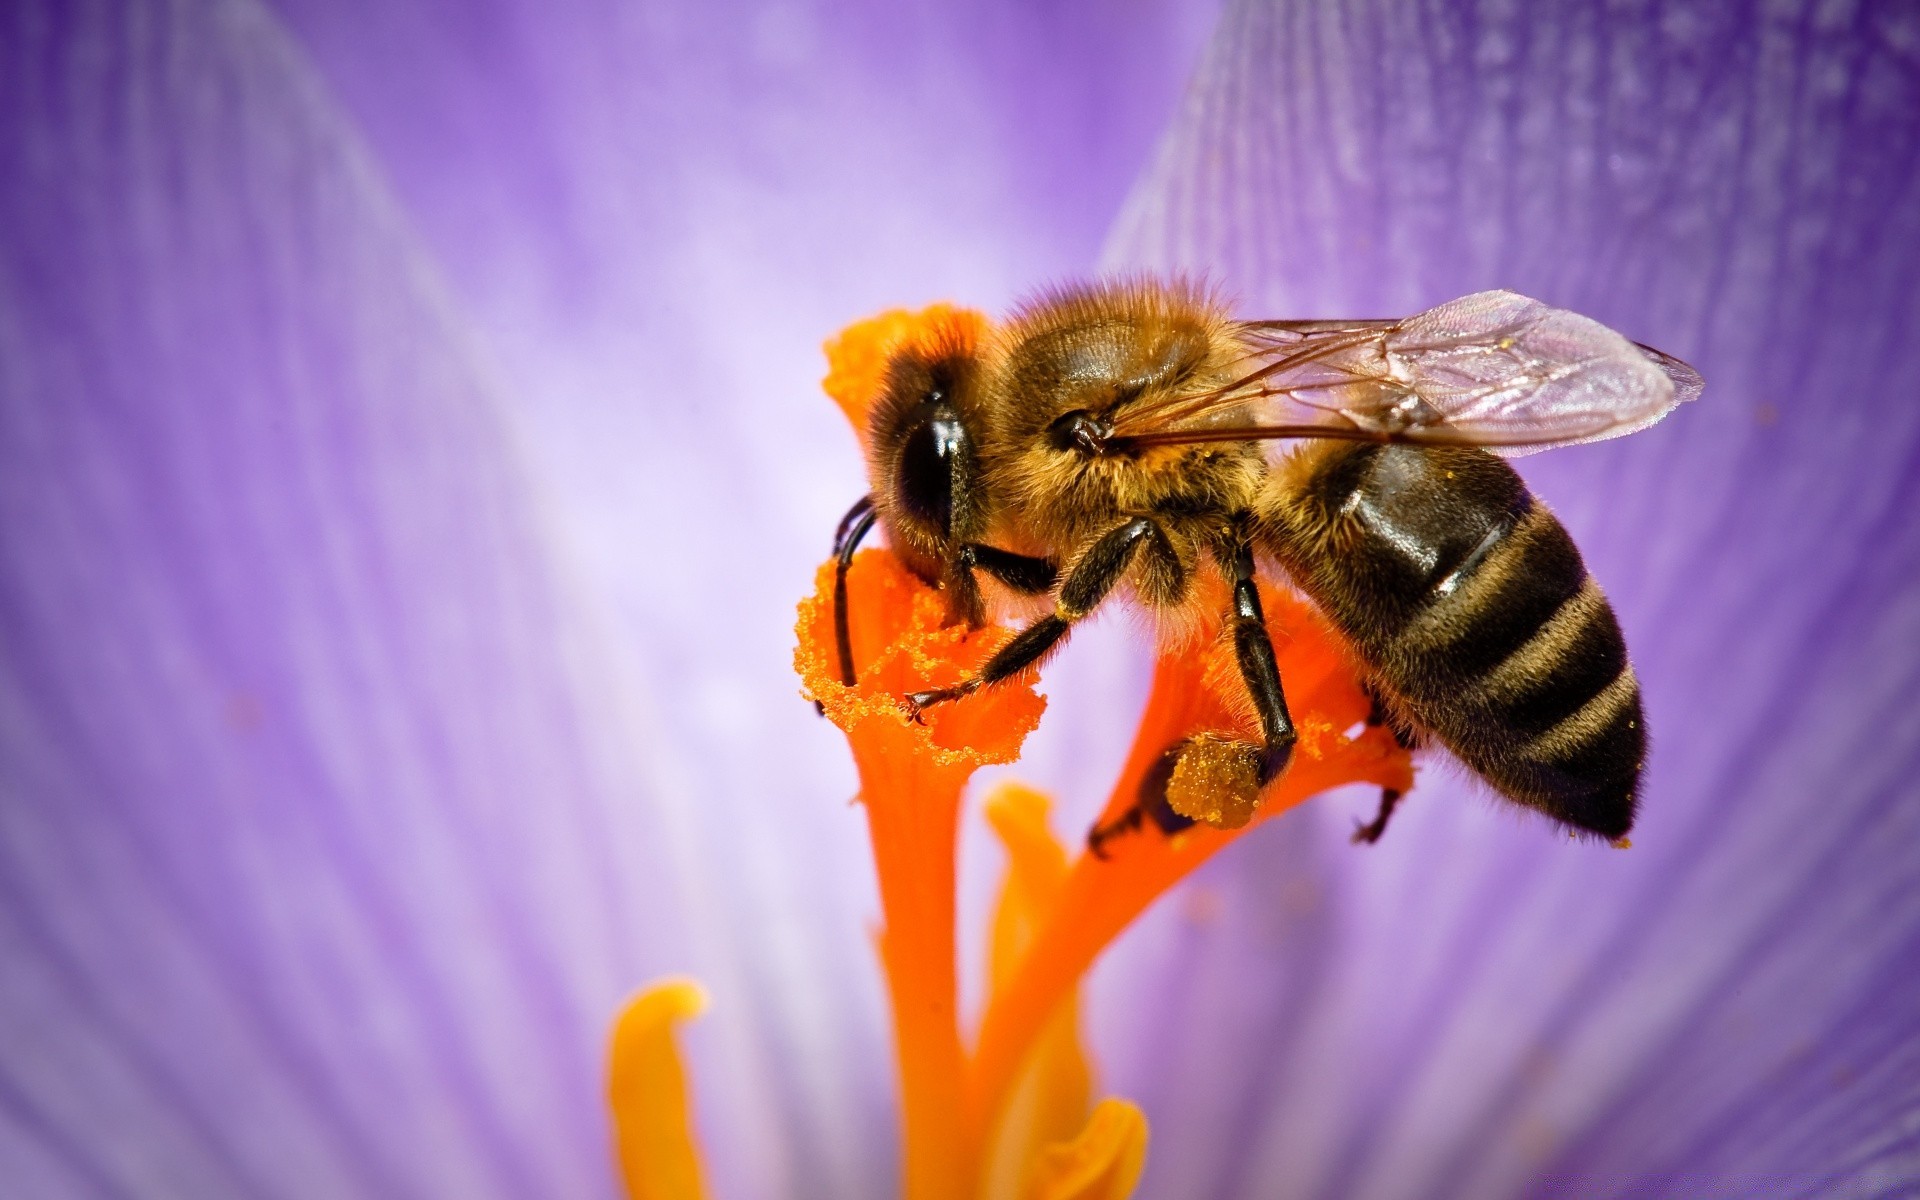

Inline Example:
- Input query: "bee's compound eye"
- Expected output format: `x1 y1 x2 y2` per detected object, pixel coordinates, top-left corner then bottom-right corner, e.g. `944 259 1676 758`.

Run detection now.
896 403 968 536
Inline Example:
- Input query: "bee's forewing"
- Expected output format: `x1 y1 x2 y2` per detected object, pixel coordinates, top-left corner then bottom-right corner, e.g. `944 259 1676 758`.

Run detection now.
1228 292 1703 455
1123 291 1702 455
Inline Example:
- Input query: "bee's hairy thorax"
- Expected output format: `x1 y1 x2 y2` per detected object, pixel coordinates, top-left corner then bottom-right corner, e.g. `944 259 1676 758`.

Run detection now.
984 437 1265 555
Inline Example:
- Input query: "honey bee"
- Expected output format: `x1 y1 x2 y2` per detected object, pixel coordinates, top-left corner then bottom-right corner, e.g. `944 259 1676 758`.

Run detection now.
828 281 1702 850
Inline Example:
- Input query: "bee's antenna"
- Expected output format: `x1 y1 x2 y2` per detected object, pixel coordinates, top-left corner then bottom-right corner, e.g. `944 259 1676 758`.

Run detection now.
832 495 878 687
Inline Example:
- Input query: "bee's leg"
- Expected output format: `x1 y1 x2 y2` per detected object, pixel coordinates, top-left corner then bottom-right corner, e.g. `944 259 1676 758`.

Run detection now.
1085 806 1144 860
1361 684 1420 751
906 517 1174 715
1227 537 1297 784
1351 789 1402 845
966 543 1058 594
1153 536 1298 830
1352 686 1416 844
1087 743 1195 858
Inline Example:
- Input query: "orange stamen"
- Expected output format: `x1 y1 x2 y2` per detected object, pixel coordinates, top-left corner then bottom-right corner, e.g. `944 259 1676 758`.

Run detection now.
807 303 1035 1199
980 783 1094 1200
606 979 711 1200
1021 1100 1150 1200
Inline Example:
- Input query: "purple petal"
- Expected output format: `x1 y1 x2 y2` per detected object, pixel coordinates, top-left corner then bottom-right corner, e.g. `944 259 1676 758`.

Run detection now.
0 4 729 1196
0 0 1213 1196
1096 1 1920 1196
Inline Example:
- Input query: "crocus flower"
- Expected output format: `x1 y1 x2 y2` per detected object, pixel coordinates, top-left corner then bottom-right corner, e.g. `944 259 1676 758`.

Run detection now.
2 3 1916 1200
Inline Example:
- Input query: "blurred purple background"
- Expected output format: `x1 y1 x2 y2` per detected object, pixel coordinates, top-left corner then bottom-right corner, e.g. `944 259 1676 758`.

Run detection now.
2 1 1915 1198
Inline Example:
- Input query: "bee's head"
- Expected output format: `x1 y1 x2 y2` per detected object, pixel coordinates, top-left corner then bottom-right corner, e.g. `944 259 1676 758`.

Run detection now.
866 341 989 623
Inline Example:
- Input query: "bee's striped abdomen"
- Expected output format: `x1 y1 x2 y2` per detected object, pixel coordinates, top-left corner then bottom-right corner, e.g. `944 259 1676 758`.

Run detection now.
1265 444 1642 838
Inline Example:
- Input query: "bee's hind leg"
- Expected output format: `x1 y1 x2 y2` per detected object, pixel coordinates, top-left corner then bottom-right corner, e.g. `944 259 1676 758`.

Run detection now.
1361 684 1420 751
1351 788 1403 845
1087 745 1196 859
1352 684 1418 845
1226 536 1297 785
1157 533 1300 829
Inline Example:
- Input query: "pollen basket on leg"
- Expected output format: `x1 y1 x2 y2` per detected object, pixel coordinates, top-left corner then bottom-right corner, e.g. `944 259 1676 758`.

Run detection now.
1165 733 1263 829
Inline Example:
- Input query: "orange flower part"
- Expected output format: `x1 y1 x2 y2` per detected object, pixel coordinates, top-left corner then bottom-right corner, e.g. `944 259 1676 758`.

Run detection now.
796 546 1045 1200
606 979 711 1200
967 581 1413 1146
979 782 1094 1200
1022 1100 1150 1200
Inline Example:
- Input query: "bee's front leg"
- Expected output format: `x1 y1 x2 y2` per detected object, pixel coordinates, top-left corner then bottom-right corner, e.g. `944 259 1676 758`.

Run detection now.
966 543 1057 594
829 495 878 688
904 517 1175 719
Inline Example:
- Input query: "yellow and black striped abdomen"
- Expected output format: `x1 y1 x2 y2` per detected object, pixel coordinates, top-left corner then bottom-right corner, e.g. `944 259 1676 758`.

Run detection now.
1262 444 1642 839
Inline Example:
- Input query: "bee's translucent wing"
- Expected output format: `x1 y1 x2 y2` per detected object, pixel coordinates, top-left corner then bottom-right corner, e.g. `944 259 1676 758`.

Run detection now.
1631 339 1707 407
1112 290 1702 456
